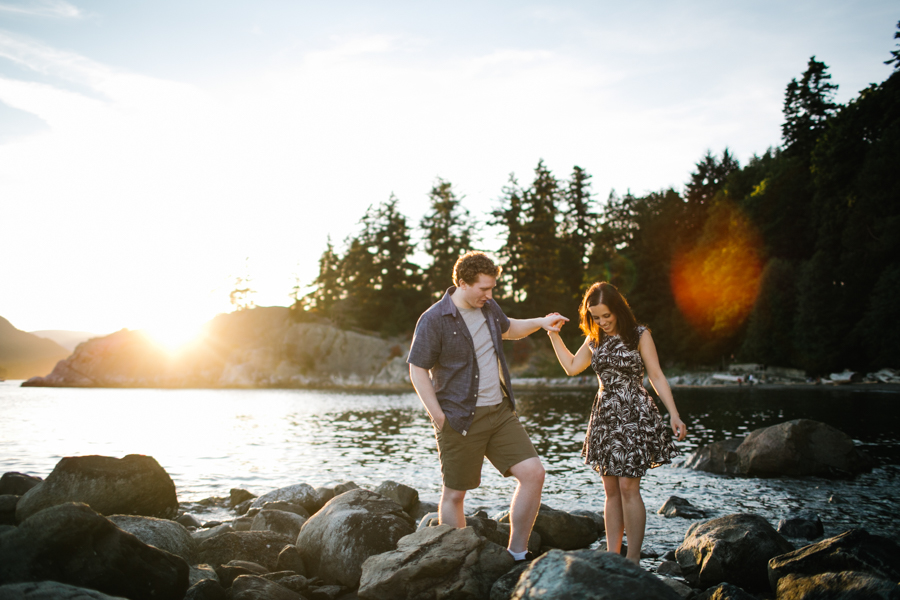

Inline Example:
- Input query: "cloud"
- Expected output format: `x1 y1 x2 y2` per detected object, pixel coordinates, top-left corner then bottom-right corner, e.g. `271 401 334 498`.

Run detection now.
0 0 80 18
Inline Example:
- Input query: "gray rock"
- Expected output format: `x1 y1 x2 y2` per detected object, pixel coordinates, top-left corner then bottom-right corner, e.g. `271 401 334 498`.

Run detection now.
261 501 310 518
308 584 347 599
250 483 319 515
0 473 42 496
656 560 682 576
260 572 310 594
768 528 900 591
509 548 680 599
489 562 531 600
235 499 254 515
297 488 415 588
775 571 900 599
0 581 128 599
192 523 234 542
184 579 226 600
333 481 359 496
15 455 178 521
108 514 197 563
315 486 335 508
231 574 303 600
738 419 873 477
658 496 706 519
276 545 307 576
675 513 794 592
777 511 825 540
685 420 874 478
570 509 605 536
694 582 757 600
496 522 542 555
658 577 693 598
196 530 294 571
177 512 203 528
683 438 743 475
251 509 307 538
374 480 419 512
0 494 18 525
230 488 256 508
0 502 189 600
0 525 15 535
530 504 598 550
358 524 514 600
216 560 268 587
233 516 254 530
189 564 219 586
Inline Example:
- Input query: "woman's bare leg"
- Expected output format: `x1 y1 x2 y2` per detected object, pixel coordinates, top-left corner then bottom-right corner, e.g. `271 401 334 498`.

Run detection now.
619 476 645 565
601 475 624 554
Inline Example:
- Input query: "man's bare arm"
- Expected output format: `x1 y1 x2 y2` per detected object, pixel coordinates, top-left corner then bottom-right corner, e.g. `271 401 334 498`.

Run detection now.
409 364 445 430
503 314 568 340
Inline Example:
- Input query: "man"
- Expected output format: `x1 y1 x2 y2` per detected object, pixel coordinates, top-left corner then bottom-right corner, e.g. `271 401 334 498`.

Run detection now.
407 251 566 561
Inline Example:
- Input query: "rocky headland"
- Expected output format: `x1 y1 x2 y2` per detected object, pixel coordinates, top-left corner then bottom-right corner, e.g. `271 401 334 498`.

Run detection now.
1 419 896 599
19 306 900 391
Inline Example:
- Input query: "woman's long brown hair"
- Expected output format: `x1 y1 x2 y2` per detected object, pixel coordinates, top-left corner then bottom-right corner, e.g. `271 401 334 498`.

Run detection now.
578 281 642 350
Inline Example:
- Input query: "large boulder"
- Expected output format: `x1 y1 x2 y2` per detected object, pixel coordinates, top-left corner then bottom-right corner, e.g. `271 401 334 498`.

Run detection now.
196 531 293 571
768 528 900 591
774 571 900 599
0 502 189 600
108 515 197 564
738 419 873 477
0 472 42 496
250 484 319 515
683 438 743 475
676 513 794 592
531 504 598 550
685 420 874 478
15 455 178 521
358 524 514 600
509 548 680 599
250 509 306 539
0 581 129 599
296 488 415 588
0 495 18 525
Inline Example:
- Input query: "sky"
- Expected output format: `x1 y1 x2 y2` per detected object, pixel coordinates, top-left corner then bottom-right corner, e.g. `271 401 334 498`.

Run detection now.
1 0 897 347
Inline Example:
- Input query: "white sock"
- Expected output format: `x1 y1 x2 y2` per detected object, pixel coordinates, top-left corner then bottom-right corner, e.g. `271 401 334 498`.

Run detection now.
509 550 528 560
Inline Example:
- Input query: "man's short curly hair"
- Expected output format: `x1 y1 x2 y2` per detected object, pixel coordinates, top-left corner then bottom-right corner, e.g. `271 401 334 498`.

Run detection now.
453 251 502 286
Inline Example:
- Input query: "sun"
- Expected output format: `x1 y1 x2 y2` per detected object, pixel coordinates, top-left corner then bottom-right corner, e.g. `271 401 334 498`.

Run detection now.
140 317 206 355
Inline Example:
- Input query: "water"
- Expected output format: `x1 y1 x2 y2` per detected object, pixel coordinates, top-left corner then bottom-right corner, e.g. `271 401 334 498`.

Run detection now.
2 380 899 562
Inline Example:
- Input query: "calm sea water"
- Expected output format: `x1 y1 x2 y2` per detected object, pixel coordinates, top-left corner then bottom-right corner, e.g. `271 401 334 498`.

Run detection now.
2 380 898 559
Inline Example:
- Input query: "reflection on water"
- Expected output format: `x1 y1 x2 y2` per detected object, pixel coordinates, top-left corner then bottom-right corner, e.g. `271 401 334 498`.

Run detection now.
2 381 898 559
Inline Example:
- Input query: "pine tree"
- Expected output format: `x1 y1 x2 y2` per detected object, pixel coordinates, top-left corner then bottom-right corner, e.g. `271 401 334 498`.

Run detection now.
782 56 839 158
420 179 478 299
303 236 341 318
490 175 526 305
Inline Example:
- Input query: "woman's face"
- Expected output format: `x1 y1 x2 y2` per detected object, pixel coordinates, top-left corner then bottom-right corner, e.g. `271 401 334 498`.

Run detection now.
589 302 618 336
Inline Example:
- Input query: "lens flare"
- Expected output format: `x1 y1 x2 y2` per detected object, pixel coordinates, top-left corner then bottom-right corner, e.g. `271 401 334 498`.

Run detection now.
670 202 763 337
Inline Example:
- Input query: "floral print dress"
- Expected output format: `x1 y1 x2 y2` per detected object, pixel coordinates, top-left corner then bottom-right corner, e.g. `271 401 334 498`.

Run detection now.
582 326 678 478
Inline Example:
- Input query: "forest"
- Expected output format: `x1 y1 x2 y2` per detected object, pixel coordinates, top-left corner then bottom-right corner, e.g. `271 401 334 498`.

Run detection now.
293 25 900 376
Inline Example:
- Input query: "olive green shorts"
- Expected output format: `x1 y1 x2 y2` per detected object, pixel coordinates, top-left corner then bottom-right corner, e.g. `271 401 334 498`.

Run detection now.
435 399 539 491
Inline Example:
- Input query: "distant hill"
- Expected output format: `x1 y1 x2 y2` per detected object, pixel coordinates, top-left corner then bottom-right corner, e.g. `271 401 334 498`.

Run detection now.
30 330 103 351
0 317 71 379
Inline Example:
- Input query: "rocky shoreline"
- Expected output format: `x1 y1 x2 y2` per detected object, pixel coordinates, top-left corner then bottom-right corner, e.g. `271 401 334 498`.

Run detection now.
1 418 896 599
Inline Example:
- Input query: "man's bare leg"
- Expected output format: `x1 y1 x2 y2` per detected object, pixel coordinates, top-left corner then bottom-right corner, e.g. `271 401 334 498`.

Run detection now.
506 457 545 553
439 486 466 528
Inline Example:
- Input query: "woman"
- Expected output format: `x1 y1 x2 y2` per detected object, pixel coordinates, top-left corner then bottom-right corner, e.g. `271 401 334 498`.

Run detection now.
547 281 686 565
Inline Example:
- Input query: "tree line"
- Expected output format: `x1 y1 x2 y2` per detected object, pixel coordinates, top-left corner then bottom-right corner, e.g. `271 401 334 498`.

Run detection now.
294 23 900 375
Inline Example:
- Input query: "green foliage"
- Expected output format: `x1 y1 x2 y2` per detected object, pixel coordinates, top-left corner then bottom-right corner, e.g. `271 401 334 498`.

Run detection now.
782 56 839 158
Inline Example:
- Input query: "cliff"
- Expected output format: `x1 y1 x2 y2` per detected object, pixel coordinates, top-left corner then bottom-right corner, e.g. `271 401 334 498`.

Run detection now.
23 307 411 389
0 317 71 379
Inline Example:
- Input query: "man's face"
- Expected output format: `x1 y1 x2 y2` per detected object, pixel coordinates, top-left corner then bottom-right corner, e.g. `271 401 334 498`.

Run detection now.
458 274 496 309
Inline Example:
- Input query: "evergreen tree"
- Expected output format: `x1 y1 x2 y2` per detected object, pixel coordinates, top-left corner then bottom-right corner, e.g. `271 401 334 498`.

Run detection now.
682 149 740 242
884 21 900 69
490 175 526 305
559 166 597 314
782 56 839 158
302 236 341 318
420 179 478 299
739 258 799 367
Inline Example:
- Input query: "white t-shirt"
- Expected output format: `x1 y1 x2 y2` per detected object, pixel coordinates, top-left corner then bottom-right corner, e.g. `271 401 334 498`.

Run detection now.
458 306 505 407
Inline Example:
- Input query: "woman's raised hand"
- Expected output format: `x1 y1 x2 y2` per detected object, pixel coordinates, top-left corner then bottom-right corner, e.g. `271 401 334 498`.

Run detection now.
543 312 569 332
